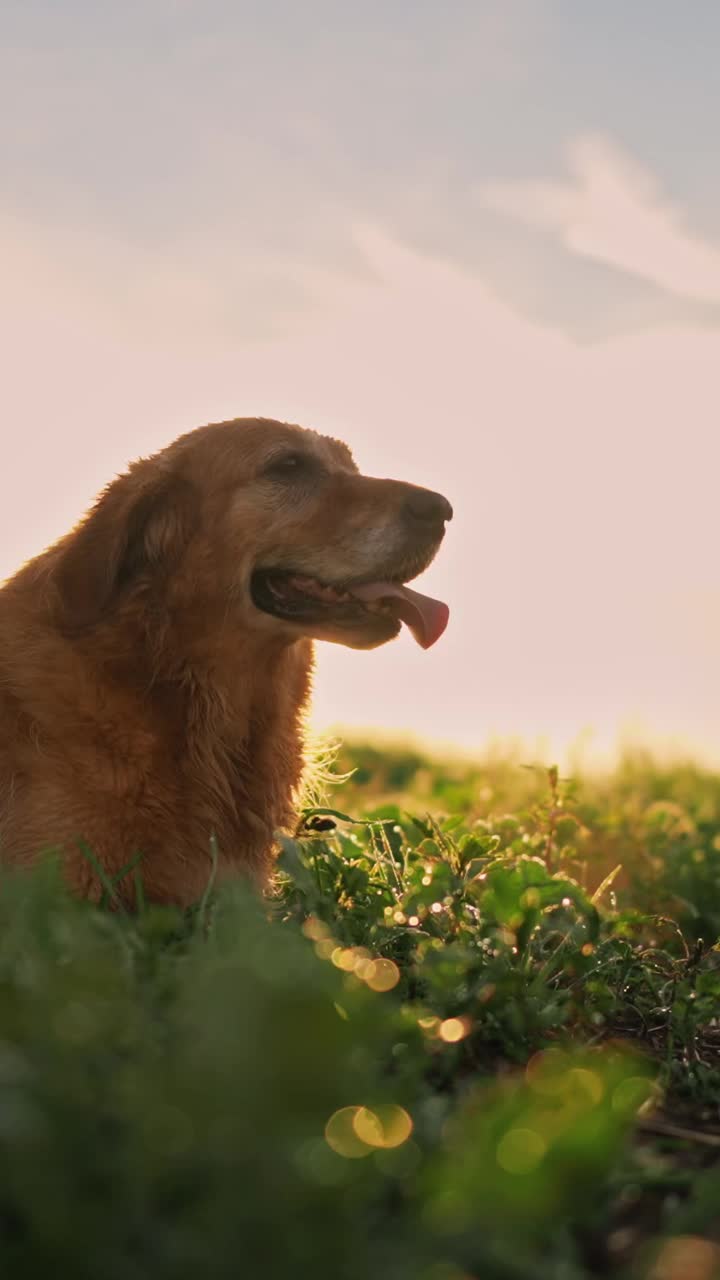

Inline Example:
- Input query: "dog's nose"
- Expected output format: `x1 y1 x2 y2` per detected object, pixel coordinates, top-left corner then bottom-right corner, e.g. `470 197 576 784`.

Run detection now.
404 488 453 525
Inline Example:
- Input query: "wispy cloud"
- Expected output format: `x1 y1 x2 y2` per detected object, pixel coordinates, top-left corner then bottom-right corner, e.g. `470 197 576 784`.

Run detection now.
477 134 720 304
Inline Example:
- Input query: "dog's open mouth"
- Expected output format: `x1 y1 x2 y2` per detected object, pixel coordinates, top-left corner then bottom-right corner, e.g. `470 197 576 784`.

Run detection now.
250 571 449 648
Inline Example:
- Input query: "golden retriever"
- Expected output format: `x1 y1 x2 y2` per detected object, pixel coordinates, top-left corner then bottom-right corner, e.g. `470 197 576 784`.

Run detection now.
0 418 452 906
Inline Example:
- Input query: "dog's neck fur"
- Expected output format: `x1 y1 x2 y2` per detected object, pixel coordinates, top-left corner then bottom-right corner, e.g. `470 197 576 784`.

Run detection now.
0 562 314 905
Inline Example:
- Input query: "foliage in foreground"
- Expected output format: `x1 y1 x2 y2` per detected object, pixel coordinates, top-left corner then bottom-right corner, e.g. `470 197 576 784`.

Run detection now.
0 744 718 1278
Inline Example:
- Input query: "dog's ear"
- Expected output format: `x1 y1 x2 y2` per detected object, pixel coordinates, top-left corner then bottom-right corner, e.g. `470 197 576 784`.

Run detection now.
53 463 194 627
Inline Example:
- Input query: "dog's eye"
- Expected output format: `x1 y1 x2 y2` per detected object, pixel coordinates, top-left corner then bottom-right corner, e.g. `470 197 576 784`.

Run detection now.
264 452 313 478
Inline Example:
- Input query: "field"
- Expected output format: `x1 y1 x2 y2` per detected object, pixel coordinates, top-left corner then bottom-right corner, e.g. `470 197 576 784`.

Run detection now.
0 741 719 1278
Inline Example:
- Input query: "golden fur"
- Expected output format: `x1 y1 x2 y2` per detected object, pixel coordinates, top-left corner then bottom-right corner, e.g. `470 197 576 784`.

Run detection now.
0 417 450 906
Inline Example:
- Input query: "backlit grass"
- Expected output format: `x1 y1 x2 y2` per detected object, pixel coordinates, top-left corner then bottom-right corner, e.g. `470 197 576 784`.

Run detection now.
0 742 718 1277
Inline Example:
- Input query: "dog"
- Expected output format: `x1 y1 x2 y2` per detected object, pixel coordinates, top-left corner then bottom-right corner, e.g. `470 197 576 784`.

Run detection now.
0 418 452 906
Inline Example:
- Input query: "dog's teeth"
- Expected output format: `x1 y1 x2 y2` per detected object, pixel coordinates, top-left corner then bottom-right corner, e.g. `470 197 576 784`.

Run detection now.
287 575 353 603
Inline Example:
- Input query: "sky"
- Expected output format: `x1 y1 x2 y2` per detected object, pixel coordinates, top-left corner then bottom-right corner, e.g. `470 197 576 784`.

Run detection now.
1 0 719 767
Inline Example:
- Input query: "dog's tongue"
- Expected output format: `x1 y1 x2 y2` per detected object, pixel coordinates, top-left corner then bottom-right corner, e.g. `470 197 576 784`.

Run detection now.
350 581 449 648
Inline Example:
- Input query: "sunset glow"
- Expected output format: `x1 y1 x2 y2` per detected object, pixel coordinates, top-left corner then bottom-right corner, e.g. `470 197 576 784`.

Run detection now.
2 2 718 767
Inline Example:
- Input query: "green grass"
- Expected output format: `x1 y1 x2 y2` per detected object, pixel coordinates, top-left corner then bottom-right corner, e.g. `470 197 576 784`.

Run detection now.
0 742 719 1278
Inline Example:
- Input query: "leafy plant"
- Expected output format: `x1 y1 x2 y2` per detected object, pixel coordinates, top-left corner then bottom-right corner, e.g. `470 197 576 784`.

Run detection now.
0 745 717 1278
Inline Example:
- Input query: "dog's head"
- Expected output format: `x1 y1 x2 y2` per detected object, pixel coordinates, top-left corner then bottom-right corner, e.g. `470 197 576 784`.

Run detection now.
53 418 452 651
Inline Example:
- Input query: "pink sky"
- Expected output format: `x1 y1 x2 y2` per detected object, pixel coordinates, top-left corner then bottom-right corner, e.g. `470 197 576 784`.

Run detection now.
1 174 718 767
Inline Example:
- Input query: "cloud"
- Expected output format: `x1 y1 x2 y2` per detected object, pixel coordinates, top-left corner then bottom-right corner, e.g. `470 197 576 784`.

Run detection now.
477 133 720 304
